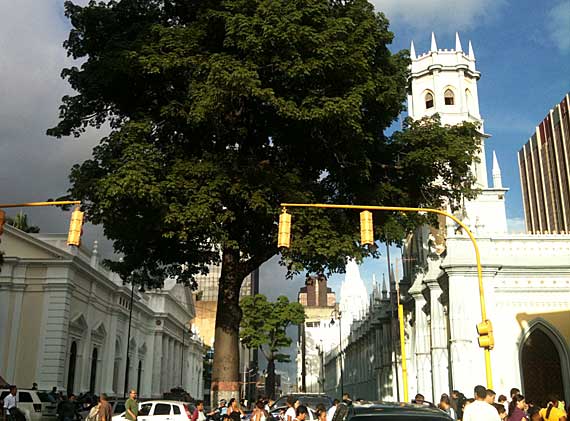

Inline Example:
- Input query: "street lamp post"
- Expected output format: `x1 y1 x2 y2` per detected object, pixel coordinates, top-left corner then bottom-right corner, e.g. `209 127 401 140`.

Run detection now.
330 309 343 397
123 283 135 399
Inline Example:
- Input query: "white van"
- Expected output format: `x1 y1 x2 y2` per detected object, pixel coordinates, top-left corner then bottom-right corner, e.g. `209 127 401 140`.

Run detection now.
112 401 194 421
0 389 57 421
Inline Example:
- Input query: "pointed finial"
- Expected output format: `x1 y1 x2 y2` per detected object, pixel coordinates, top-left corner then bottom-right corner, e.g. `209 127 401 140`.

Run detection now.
92 240 99 255
492 150 503 188
410 40 416 59
468 40 475 60
430 32 438 52
91 240 99 267
455 32 463 52
381 274 388 300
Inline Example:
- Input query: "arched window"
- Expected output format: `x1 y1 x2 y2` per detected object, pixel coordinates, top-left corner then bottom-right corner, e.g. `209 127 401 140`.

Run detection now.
465 89 473 111
425 92 434 109
67 341 77 395
444 89 455 105
89 348 98 393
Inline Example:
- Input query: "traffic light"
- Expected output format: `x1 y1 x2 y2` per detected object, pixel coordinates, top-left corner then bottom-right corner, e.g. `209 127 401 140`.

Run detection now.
0 209 5 236
67 207 84 246
360 210 374 245
477 320 494 349
278 209 291 248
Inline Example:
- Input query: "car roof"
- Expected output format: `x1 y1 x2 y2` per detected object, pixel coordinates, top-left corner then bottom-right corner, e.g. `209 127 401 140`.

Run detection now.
350 402 451 418
140 400 188 405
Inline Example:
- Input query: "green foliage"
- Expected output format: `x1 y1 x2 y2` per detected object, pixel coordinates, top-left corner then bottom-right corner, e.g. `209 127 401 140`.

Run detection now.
48 0 479 288
240 294 305 362
7 212 41 233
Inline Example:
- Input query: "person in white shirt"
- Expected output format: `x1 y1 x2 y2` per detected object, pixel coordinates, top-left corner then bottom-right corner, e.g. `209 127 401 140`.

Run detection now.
3 386 17 413
327 400 339 421
463 385 501 421
285 397 296 421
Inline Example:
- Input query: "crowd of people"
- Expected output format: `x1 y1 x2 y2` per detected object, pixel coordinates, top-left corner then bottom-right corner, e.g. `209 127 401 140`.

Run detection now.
427 386 568 421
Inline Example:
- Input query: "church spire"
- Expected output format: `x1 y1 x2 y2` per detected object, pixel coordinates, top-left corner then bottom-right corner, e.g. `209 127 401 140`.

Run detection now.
492 150 503 188
430 32 438 52
455 32 463 52
468 40 475 60
410 40 416 59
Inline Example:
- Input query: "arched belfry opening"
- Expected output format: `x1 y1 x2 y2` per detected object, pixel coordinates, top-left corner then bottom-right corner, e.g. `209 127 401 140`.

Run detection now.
520 320 570 405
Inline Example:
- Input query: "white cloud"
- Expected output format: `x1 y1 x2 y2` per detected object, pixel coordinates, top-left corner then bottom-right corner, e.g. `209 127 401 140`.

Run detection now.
547 0 570 52
371 0 506 32
507 217 527 233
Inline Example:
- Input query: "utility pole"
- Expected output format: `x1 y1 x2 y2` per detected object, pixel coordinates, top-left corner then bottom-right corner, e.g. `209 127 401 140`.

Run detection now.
123 283 135 399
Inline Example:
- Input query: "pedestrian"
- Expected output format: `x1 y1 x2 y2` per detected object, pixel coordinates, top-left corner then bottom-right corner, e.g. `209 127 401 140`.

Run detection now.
507 394 527 421
499 396 508 412
414 394 425 405
487 390 497 404
228 398 244 421
125 389 138 421
60 395 78 421
208 399 227 420
49 387 58 403
332 394 352 421
539 395 567 421
527 407 542 421
31 383 38 391
327 399 339 421
285 397 297 421
510 389 521 400
316 407 327 421
462 385 501 421
3 385 25 421
439 395 457 420
295 406 309 421
192 400 206 421
98 394 112 421
253 400 268 421
493 403 507 420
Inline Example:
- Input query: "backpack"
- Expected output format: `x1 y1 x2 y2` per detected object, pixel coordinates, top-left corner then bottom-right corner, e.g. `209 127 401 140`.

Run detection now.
86 404 100 421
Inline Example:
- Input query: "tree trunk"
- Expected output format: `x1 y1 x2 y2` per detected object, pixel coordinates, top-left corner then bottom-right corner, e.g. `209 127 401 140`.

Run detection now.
265 358 276 400
211 248 244 405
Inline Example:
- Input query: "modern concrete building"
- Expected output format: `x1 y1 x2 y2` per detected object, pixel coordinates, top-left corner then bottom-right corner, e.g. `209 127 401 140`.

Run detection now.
518 93 570 234
0 225 204 399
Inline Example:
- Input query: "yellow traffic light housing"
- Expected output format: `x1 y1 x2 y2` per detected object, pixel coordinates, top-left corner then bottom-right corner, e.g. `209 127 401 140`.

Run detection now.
360 210 374 246
477 320 494 349
67 207 84 246
278 209 291 248
0 209 5 236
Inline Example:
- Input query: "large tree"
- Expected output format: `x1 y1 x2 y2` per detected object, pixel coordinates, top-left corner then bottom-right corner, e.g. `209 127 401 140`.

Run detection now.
49 0 479 400
240 294 305 399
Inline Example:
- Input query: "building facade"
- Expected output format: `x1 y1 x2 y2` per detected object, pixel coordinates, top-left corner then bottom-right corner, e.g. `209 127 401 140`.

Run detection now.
323 34 570 406
0 225 204 399
296 274 336 393
518 93 570 234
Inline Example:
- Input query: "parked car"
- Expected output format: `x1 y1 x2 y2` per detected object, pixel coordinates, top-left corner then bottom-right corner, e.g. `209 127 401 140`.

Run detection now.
271 394 332 411
347 402 453 421
0 389 57 421
112 400 194 421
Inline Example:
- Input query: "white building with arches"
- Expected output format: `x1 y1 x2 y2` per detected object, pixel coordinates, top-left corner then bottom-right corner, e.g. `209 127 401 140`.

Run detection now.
0 225 204 399
324 33 570 406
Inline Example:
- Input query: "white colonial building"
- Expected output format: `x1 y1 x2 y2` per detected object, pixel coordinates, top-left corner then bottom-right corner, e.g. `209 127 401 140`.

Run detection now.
0 225 205 399
324 33 570 406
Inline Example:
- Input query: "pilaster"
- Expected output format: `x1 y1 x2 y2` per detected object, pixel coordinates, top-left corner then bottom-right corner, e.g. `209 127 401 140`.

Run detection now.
412 293 432 399
427 280 449 400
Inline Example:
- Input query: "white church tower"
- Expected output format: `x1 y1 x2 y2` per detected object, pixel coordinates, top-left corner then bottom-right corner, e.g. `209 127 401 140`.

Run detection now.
408 33 509 234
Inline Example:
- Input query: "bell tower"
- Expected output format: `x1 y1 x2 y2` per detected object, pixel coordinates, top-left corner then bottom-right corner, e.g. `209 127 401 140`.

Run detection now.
408 33 508 234
408 32 488 188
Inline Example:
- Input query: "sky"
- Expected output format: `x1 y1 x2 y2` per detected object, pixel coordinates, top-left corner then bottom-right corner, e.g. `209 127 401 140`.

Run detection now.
0 0 569 377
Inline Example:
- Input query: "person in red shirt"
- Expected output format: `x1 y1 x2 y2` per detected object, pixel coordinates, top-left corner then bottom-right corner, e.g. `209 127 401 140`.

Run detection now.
192 401 206 421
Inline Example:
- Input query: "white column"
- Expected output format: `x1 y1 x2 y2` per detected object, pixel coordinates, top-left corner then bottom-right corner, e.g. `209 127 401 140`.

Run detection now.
102 315 118 394
152 332 163 398
427 281 449 401
412 293 432 399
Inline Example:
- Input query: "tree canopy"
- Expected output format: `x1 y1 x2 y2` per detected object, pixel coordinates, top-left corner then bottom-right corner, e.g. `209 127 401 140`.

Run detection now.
240 294 305 398
49 0 480 398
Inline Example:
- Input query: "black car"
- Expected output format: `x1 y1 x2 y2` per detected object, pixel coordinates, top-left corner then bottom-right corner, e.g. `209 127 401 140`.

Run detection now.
347 402 453 421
